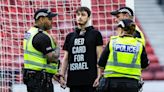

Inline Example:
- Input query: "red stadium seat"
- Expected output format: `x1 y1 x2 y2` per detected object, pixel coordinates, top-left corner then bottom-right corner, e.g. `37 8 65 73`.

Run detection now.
99 13 106 19
92 6 98 12
16 0 23 5
105 6 112 12
93 20 99 25
3 6 9 12
99 26 106 30
112 5 120 10
57 7 64 13
146 45 154 54
148 54 159 63
154 71 164 80
142 71 154 80
10 7 17 13
50 1 56 5
91 0 98 4
148 63 162 72
99 6 105 11
99 0 105 4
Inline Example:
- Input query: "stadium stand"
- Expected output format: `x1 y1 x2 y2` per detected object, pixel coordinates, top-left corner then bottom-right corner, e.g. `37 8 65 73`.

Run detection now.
136 19 164 80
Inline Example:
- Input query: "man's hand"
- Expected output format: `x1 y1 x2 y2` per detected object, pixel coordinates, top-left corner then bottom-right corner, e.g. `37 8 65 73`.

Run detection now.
93 77 100 87
53 73 61 83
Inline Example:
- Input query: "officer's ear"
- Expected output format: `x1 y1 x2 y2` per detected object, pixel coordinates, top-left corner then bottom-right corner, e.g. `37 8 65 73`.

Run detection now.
35 17 44 26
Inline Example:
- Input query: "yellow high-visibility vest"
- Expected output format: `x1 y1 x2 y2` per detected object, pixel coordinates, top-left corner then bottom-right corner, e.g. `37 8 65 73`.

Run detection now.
23 27 58 74
104 36 143 80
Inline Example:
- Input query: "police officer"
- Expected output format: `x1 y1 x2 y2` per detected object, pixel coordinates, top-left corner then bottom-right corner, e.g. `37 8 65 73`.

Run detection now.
97 19 149 92
60 7 103 92
110 6 145 46
23 9 60 92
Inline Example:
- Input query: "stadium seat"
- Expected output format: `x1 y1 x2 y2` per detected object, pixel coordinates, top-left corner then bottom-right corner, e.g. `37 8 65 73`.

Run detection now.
91 0 98 4
93 20 99 25
0 0 8 5
142 71 154 80
10 7 17 13
146 45 154 54
99 13 106 19
154 71 164 80
92 13 98 20
12 33 24 39
17 15 24 20
50 1 56 5
16 0 23 5
99 6 105 11
99 26 106 30
92 6 98 12
148 63 162 72
99 0 105 4
148 54 159 63
57 8 64 13
3 6 9 12
105 6 112 11
148 63 161 69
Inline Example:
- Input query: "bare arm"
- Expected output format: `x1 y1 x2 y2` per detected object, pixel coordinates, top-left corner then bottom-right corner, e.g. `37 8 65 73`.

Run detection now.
60 51 69 77
97 66 104 78
96 45 103 78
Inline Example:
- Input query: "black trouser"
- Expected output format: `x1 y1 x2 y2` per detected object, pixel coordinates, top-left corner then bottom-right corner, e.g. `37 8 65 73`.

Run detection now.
70 85 96 92
23 69 53 92
107 78 139 92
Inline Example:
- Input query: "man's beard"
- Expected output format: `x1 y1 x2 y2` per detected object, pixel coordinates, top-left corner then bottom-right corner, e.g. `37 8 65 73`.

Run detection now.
42 24 52 30
78 20 88 26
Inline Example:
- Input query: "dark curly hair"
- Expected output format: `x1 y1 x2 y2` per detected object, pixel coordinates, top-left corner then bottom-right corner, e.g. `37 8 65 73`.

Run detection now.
76 6 91 17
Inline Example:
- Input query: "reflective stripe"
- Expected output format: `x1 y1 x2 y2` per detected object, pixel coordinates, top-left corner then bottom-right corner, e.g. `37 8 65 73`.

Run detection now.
111 39 141 69
112 39 118 65
104 70 140 79
45 64 58 69
107 62 140 68
24 50 45 58
131 41 140 67
25 60 57 70
24 60 45 67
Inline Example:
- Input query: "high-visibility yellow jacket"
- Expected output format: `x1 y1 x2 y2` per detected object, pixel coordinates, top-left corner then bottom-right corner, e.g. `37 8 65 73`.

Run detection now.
104 36 143 80
23 27 58 74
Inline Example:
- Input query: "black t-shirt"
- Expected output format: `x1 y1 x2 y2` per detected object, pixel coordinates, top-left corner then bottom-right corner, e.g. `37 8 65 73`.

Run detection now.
32 29 54 55
63 26 103 86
